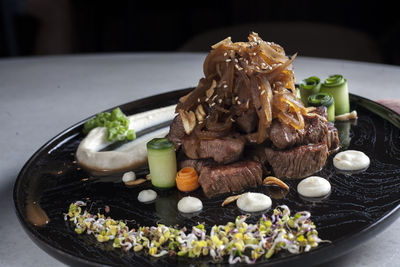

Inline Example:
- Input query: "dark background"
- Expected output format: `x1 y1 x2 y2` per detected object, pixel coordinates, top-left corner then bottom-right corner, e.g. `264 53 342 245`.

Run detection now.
1 0 399 65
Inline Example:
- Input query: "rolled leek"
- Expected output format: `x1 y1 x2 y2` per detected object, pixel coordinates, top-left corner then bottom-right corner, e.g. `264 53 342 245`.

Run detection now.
147 138 177 188
308 92 335 122
320 74 349 115
299 76 321 107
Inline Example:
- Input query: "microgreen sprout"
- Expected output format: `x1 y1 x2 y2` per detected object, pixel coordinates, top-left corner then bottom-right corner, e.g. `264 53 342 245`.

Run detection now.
65 202 329 264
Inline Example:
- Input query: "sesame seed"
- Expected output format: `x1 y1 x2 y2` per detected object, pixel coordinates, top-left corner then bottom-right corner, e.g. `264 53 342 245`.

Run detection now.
234 58 238 63
226 59 231 62
210 103 216 107
218 99 222 103
237 100 242 105
234 96 239 101
258 86 261 90
261 90 266 95
224 52 228 56
205 97 209 102
197 98 201 102
230 118 235 122
223 84 228 88
212 94 218 100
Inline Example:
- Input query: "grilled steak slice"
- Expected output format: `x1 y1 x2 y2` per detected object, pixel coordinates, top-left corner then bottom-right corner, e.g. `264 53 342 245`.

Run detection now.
314 106 328 118
236 108 258 133
302 113 330 145
167 115 186 150
178 157 215 173
264 143 328 179
198 160 263 198
182 133 245 164
268 110 332 150
268 120 298 149
326 122 340 152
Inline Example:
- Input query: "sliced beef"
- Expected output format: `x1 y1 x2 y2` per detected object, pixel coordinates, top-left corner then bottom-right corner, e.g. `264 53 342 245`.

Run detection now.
182 133 245 164
309 106 340 152
302 113 329 145
268 120 298 149
326 122 340 152
178 157 215 173
264 143 328 179
312 106 328 118
198 160 263 198
268 110 333 150
167 115 185 150
236 108 258 133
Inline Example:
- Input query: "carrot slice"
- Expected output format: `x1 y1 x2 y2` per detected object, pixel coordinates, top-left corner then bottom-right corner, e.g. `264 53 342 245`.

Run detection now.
176 167 199 192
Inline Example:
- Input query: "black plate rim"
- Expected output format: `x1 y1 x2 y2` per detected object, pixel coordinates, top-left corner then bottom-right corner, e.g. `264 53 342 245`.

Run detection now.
13 90 400 267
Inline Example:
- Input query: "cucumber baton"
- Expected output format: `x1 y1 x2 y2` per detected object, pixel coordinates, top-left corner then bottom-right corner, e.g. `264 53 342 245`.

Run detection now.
320 74 350 115
299 76 321 107
308 92 335 122
147 138 177 188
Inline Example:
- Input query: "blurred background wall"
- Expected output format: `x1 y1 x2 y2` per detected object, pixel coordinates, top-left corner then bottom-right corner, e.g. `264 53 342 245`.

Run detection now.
1 0 399 64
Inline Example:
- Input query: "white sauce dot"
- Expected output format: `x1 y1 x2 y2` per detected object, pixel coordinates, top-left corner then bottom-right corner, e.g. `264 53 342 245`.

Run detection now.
177 196 203 213
236 192 272 212
138 189 157 203
122 171 136 183
333 150 370 171
297 176 331 198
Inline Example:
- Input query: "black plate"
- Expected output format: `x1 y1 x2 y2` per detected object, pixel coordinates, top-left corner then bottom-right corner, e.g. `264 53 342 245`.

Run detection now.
14 89 400 267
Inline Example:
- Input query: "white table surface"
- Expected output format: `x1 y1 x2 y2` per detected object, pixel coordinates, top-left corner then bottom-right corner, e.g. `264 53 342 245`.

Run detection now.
0 53 399 267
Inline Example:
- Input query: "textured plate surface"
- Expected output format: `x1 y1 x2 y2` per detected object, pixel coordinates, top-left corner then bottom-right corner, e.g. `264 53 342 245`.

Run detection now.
14 89 400 267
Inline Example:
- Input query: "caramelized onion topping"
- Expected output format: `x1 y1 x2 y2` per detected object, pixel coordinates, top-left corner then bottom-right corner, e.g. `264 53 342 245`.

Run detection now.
177 32 306 143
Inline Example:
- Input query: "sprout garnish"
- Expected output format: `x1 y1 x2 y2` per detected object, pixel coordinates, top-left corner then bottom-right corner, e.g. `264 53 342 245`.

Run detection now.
65 202 329 263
